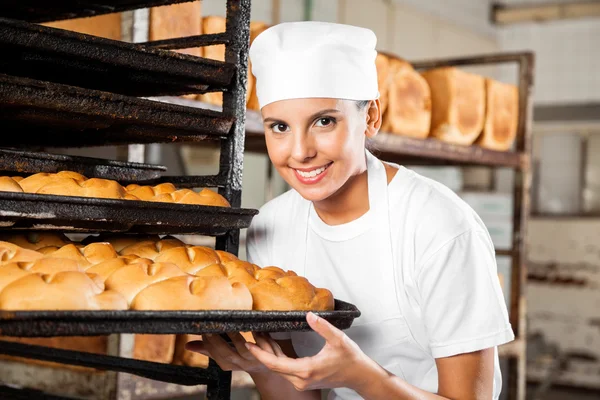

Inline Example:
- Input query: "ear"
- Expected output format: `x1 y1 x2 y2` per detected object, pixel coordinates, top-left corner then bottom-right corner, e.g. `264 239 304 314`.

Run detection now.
365 99 382 139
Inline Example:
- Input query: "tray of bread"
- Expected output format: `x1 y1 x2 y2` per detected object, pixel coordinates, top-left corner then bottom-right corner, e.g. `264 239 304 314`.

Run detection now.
0 233 360 337
0 170 257 234
0 148 167 182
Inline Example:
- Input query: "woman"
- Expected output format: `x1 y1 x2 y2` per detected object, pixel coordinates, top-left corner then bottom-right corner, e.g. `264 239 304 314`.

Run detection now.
187 21 513 399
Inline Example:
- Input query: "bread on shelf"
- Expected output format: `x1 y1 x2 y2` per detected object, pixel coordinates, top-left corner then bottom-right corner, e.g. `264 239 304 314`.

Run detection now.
133 334 177 364
247 21 270 111
0 232 72 250
0 171 230 207
0 271 128 311
130 275 253 311
420 66 486 145
477 78 519 151
0 236 335 312
197 16 226 106
383 58 431 138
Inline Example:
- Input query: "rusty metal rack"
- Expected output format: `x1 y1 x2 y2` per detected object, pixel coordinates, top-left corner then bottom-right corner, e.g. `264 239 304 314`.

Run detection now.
0 0 261 399
0 148 167 182
244 51 535 400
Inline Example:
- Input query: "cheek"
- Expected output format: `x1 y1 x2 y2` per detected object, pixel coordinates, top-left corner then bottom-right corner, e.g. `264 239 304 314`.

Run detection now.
265 137 287 167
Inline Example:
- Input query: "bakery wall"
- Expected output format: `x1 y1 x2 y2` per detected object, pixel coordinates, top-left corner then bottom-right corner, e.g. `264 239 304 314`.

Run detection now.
526 218 600 389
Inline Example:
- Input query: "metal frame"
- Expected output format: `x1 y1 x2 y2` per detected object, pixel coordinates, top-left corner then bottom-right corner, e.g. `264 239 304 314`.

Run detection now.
244 50 535 400
0 0 253 399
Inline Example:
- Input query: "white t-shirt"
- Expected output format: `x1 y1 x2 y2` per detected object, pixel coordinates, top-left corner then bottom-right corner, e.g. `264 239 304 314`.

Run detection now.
246 162 514 398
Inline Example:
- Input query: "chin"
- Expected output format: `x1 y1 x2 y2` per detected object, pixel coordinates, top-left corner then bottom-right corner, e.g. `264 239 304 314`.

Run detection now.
290 183 334 203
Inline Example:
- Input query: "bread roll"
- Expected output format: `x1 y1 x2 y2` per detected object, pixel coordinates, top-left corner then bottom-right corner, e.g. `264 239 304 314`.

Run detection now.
0 241 43 264
197 16 226 106
17 171 86 193
0 263 32 292
476 78 519 151
250 276 334 311
0 335 108 372
118 239 186 260
133 334 176 364
153 246 221 273
0 176 23 193
86 256 152 283
104 262 186 305
131 275 253 311
375 52 391 116
247 21 270 110
0 232 72 250
385 59 431 138
0 271 128 310
421 67 485 145
149 1 202 58
38 243 117 268
82 234 163 252
3 171 230 207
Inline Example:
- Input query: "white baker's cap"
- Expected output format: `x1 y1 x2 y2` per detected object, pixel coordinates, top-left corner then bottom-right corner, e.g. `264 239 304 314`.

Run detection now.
249 21 379 109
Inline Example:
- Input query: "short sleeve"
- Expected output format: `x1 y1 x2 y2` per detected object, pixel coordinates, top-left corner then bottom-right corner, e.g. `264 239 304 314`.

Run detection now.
417 229 514 359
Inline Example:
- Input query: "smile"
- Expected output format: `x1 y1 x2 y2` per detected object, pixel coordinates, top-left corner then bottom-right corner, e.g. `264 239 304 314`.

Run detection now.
292 163 332 184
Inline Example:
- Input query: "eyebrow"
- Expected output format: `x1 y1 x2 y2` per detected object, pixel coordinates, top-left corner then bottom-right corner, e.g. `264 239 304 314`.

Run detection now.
263 109 342 125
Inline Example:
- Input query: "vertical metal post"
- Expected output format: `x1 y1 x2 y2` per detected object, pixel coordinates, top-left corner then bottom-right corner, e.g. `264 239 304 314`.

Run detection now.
508 52 534 400
210 1 251 398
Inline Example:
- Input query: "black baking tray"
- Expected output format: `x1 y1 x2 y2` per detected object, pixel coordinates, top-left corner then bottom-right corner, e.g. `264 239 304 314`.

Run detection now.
0 17 235 97
0 74 233 147
0 300 360 337
0 148 167 182
0 191 257 234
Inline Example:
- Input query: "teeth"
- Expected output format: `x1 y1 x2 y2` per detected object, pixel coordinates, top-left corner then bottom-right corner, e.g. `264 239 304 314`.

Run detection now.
296 165 327 178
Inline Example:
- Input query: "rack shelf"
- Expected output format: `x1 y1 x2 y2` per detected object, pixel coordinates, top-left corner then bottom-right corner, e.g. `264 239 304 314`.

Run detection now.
0 0 200 23
0 74 234 147
0 17 235 97
0 148 167 182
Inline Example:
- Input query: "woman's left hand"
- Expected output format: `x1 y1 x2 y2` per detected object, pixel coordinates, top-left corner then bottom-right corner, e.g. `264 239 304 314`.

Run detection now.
245 312 376 392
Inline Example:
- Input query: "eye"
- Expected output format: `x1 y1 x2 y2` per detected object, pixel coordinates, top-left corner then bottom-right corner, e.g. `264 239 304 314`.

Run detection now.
315 117 335 127
270 123 290 134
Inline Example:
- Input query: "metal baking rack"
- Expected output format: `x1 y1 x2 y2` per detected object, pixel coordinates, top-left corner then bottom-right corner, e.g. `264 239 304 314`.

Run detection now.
0 0 269 399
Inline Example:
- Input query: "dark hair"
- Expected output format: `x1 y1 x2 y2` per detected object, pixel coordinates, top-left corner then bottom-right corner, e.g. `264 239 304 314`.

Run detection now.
353 100 379 153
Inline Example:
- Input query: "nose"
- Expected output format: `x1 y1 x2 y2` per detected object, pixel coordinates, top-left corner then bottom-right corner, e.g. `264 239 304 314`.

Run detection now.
291 130 316 163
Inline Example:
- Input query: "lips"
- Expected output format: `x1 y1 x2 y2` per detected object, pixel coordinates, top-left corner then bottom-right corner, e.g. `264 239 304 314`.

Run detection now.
292 162 332 185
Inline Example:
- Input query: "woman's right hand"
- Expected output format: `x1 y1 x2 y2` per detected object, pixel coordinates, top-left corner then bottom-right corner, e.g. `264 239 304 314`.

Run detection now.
185 332 285 374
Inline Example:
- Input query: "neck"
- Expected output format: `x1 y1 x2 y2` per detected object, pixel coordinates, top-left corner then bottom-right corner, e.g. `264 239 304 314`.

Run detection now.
313 167 370 225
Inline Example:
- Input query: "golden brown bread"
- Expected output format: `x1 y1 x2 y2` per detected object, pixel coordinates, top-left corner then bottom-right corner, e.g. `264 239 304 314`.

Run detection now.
149 1 202 58
375 53 391 117
0 271 128 310
420 67 485 145
43 13 121 40
0 176 23 193
476 78 519 151
246 21 270 110
104 262 186 305
197 16 226 106
131 275 253 311
1 171 230 207
0 241 44 264
0 232 72 250
384 59 432 138
133 334 176 364
0 239 334 312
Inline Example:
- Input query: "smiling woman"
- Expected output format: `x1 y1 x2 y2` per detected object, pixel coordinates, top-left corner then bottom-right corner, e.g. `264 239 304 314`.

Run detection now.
185 21 514 400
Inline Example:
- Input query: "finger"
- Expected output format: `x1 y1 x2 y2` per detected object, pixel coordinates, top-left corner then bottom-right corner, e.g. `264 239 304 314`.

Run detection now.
184 340 210 356
227 332 254 360
204 334 244 366
255 333 286 357
306 312 344 345
253 333 276 355
245 342 311 376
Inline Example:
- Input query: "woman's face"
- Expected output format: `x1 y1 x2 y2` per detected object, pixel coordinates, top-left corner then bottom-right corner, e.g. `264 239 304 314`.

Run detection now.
261 98 380 203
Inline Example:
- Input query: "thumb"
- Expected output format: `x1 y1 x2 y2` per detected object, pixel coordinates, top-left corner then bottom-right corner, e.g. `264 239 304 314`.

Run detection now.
306 312 343 344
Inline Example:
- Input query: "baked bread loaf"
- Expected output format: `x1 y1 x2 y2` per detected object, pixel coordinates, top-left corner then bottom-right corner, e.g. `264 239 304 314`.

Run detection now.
0 171 230 207
375 52 392 117
0 271 128 310
133 334 176 364
104 262 186 305
131 275 253 311
383 58 432 138
0 238 335 312
420 67 485 145
246 21 270 110
0 232 72 250
476 78 519 151
149 1 202 58
197 16 226 106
